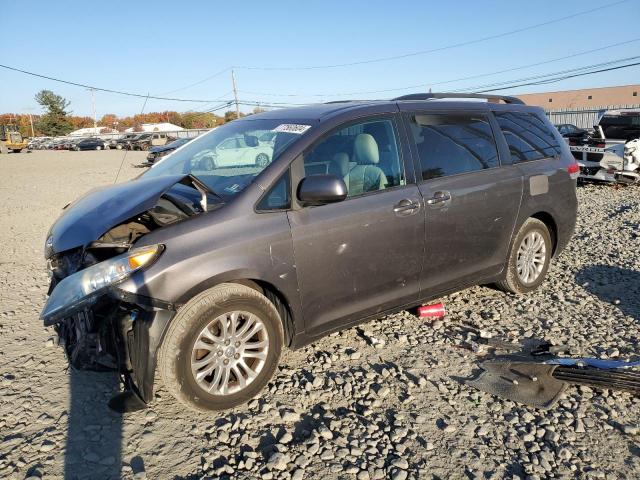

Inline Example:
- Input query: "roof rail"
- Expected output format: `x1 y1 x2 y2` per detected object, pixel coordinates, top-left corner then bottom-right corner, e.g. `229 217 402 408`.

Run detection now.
392 92 525 105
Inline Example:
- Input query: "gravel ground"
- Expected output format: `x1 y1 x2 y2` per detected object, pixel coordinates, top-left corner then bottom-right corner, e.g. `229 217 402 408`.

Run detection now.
1 150 639 480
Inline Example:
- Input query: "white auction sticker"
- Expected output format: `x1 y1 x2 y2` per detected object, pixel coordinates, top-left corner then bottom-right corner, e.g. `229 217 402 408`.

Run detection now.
273 124 311 134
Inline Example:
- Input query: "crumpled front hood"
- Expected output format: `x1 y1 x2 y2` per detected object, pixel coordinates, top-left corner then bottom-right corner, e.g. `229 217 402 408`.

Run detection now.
47 174 188 256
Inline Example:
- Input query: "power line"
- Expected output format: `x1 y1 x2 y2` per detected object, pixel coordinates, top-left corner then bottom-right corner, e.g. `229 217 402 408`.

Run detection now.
474 61 640 93
156 67 231 96
1 1 630 108
233 0 628 70
238 38 640 98
454 55 640 93
0 63 229 103
151 0 628 93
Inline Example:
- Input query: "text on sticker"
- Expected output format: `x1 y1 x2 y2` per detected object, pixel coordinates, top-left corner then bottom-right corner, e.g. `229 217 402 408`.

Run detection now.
273 124 311 134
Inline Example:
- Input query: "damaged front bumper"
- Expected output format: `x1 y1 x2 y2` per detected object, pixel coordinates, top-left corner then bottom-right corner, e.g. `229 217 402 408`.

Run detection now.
49 287 176 411
41 244 175 411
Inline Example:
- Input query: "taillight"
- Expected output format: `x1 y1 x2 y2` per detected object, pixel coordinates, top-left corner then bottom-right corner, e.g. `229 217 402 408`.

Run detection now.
567 161 580 179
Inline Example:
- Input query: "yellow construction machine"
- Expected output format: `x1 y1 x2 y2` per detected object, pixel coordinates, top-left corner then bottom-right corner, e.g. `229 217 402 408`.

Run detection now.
0 125 28 153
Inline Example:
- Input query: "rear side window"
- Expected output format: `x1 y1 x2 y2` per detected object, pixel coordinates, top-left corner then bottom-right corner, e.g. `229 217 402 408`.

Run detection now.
407 113 499 180
495 112 561 163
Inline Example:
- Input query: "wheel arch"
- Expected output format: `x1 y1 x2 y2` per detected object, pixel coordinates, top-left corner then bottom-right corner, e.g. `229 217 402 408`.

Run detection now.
177 274 297 348
529 211 558 256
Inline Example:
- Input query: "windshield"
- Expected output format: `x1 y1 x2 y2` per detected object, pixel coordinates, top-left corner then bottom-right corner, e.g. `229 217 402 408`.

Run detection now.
142 119 306 197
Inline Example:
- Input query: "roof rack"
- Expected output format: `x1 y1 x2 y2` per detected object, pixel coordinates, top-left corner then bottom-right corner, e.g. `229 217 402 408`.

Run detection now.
392 92 525 105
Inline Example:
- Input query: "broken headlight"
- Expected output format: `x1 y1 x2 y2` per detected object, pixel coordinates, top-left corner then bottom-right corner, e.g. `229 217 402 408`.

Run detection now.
40 244 163 326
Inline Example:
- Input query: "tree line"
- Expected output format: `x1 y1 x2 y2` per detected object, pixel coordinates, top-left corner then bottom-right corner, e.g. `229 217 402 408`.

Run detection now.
1 90 263 137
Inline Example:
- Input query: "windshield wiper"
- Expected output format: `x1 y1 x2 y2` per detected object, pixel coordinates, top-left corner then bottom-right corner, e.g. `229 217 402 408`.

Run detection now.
179 174 223 212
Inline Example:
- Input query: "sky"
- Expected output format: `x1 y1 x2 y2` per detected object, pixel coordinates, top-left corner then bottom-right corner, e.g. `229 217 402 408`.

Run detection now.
1 0 639 117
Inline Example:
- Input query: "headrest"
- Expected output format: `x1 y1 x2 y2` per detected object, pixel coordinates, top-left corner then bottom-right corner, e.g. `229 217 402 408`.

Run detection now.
330 153 350 177
354 133 379 165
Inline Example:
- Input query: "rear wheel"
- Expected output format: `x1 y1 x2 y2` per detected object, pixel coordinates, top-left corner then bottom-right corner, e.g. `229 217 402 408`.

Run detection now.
96 145 102 151
255 153 269 167
496 218 552 294
116 144 123 150
158 283 283 412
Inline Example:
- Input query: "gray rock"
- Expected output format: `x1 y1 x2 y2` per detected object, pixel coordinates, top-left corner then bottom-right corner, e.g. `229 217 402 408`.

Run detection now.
267 452 290 471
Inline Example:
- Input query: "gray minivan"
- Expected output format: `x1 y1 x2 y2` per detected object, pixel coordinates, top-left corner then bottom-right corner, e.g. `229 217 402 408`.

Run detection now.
41 93 578 412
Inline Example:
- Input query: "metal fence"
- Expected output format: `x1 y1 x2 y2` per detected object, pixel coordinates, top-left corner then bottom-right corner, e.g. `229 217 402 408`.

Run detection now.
545 104 640 129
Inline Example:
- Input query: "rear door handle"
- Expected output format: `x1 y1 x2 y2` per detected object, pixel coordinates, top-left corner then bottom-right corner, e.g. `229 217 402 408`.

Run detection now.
393 198 420 215
426 191 451 205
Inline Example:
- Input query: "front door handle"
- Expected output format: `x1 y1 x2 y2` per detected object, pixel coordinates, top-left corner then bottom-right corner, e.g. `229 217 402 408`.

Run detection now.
426 191 451 205
393 198 420 215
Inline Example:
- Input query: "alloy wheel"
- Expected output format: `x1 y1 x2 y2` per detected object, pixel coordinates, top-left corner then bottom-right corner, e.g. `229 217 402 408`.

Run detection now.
191 311 269 395
516 231 547 284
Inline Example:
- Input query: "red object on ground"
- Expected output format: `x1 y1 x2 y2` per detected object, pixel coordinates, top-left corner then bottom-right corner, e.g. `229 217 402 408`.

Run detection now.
418 303 446 318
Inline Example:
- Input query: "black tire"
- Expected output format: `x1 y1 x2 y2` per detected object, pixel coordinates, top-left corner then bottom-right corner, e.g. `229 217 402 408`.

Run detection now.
158 283 283 412
96 145 102 151
255 153 269 167
496 218 552 294
116 144 123 150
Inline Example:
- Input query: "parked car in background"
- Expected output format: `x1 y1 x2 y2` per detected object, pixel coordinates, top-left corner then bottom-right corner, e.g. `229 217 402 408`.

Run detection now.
569 109 640 183
199 134 273 167
52 138 69 150
62 138 82 150
133 132 175 151
146 137 192 164
555 123 590 143
111 133 139 150
41 92 578 413
72 137 106 151
596 109 640 142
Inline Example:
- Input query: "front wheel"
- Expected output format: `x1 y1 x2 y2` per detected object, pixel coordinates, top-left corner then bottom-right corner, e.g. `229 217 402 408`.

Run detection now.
96 145 102 151
496 218 552 294
158 283 283 412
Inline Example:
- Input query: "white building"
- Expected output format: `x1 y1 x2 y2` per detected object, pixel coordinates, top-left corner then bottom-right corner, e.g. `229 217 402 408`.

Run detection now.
68 126 118 136
124 122 184 133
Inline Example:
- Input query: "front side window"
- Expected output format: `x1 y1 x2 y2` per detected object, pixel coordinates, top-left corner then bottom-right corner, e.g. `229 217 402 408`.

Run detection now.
495 112 561 163
302 118 405 198
408 113 499 180
256 169 290 211
144 119 304 199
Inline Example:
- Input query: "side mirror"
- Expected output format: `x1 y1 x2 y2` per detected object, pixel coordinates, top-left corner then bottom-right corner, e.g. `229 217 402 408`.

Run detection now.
244 135 259 147
297 174 347 206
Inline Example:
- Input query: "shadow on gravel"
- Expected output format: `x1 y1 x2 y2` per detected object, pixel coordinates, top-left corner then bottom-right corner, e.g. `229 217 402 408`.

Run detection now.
576 265 640 322
65 369 123 479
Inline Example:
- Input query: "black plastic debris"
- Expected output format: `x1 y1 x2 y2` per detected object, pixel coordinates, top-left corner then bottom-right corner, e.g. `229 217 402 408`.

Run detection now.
467 361 567 409
466 338 640 409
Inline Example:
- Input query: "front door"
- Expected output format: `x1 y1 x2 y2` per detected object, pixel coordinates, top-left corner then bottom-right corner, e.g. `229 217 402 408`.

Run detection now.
287 116 425 335
404 111 523 293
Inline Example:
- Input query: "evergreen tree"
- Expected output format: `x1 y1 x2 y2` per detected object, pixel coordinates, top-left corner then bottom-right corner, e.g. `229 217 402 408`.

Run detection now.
34 90 73 136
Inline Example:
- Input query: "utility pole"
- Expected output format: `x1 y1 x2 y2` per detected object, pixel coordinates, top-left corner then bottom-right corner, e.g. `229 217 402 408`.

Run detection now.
89 88 97 134
231 69 240 119
24 107 36 137
28 113 35 137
